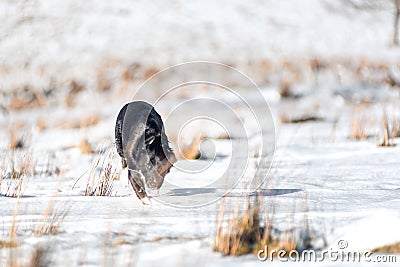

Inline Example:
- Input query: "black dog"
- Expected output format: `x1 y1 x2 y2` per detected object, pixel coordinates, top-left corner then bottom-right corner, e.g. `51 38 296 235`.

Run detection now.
115 101 176 204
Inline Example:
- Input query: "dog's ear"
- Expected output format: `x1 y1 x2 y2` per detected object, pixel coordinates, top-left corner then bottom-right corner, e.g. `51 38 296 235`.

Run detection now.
145 124 158 145
145 135 155 145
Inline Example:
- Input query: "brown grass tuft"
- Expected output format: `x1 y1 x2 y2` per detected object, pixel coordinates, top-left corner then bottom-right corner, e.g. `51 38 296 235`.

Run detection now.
80 114 100 128
9 124 24 151
34 193 70 236
143 67 160 80
1 152 6 193
8 86 47 111
309 58 328 72
36 118 47 132
53 114 101 129
372 241 400 253
65 80 84 107
280 115 322 124
214 200 264 255
279 80 293 98
28 246 49 267
349 116 367 140
85 146 120 196
4 151 32 198
121 63 141 81
5 174 28 198
378 112 396 147
0 240 18 248
214 191 318 258
96 70 112 92
213 197 315 257
1 136 35 196
5 245 49 267
78 139 94 154
1 197 21 248
390 117 400 138
179 134 202 160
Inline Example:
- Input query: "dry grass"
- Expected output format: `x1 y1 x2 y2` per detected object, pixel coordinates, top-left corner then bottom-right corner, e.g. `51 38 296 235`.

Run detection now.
36 118 47 132
65 80 84 107
8 199 19 246
85 146 120 196
34 194 70 236
1 192 68 252
0 240 18 248
9 124 25 151
0 152 6 195
378 112 396 147
143 67 160 80
1 58 399 112
390 117 400 138
1 125 32 197
7 124 32 179
214 197 315 257
6 126 63 193
309 58 328 73
280 115 322 124
372 241 400 253
101 232 137 267
5 246 49 267
178 134 202 160
8 86 47 111
27 246 49 267
349 115 367 140
8 151 33 179
5 174 28 198
214 199 265 255
35 153 61 177
386 74 400 88
53 114 100 129
3 151 32 198
80 114 101 128
78 138 95 154
0 197 20 248
279 80 293 98
96 70 112 93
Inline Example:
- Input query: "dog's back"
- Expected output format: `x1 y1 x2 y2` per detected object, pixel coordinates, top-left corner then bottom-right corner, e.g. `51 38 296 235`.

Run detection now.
115 101 155 169
114 101 176 203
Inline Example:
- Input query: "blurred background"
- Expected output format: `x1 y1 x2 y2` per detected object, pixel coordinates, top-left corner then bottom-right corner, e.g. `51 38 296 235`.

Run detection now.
1 0 399 99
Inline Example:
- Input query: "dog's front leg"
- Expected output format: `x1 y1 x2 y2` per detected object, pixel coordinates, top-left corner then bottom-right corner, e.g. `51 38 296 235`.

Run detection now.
128 170 151 205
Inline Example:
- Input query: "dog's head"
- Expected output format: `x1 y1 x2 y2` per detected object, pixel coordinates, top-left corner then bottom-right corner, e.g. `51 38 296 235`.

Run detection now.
143 145 176 190
140 112 176 190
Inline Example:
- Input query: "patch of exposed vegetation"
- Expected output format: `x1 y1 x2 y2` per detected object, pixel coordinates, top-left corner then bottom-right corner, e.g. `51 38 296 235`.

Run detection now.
214 197 318 257
34 194 70 236
378 112 396 147
85 146 120 196
372 241 400 254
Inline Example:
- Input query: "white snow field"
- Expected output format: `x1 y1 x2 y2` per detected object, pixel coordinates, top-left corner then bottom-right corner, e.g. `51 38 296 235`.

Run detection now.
1 0 400 266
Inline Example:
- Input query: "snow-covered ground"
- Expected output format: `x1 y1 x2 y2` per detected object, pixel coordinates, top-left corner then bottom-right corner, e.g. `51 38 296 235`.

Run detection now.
1 0 400 266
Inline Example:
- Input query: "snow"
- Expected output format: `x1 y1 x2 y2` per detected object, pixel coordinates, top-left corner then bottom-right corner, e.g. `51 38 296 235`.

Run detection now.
1 0 400 266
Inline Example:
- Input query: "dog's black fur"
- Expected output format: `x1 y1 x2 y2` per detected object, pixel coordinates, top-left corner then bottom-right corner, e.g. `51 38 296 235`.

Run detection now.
115 101 176 203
